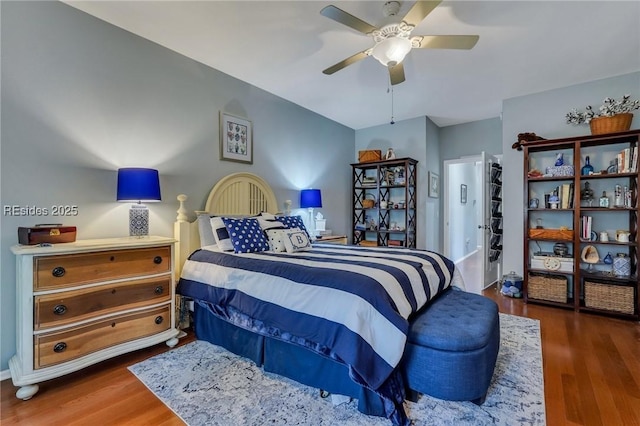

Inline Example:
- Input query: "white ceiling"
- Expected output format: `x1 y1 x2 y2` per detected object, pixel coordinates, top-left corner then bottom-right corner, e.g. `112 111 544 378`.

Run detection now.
64 1 640 129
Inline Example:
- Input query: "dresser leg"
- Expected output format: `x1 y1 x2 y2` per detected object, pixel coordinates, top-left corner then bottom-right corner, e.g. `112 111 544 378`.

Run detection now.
16 384 39 400
166 337 179 347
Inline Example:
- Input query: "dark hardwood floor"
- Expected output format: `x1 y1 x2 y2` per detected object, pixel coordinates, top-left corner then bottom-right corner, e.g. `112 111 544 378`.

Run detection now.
2 286 639 425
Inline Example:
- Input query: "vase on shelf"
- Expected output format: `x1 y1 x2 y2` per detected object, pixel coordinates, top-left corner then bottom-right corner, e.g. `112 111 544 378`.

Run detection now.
581 156 594 176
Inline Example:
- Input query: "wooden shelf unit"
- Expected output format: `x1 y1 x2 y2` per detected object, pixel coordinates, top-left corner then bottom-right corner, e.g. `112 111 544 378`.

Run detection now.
351 157 418 248
522 129 639 319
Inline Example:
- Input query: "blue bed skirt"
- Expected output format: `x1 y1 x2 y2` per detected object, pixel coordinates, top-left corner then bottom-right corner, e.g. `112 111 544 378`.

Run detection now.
193 300 386 417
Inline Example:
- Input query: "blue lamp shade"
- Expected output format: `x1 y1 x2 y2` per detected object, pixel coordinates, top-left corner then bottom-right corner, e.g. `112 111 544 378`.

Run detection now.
117 168 161 202
300 189 322 209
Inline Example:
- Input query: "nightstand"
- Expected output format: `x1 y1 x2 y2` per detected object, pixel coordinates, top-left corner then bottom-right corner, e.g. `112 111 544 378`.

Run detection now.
9 236 179 400
316 235 348 245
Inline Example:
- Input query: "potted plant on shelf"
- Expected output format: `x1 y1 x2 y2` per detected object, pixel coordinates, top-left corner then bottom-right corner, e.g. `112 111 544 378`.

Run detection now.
566 94 639 135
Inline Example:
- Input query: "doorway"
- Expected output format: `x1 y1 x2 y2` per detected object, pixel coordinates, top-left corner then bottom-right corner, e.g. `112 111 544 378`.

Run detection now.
443 152 501 293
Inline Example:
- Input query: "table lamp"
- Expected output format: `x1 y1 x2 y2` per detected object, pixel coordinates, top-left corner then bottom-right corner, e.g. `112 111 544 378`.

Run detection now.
300 188 322 240
117 168 161 236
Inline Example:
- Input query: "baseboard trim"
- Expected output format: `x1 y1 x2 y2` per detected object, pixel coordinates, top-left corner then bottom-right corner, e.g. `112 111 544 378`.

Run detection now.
1 368 12 381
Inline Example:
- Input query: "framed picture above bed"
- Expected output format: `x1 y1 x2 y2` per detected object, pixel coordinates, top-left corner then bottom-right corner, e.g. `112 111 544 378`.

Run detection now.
220 111 253 164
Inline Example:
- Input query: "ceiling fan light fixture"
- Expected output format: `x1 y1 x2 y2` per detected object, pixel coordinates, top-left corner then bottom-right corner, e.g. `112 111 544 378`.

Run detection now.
371 36 412 67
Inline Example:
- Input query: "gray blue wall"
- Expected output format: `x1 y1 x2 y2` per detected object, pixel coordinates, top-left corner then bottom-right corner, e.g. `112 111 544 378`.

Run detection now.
440 118 502 161
1 1 354 372
354 116 440 250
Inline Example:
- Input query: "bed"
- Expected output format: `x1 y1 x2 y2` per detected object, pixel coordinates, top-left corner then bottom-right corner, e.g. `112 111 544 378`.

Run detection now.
173 173 465 426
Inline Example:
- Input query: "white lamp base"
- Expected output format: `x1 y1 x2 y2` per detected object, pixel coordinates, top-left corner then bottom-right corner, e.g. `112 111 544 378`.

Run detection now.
307 208 316 241
129 204 149 236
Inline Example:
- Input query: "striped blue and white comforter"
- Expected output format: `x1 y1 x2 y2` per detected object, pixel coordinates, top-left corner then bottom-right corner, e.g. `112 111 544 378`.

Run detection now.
178 244 456 386
177 244 456 422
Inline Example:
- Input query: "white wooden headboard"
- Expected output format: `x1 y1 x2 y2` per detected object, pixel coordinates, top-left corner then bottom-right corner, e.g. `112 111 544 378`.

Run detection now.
173 172 279 277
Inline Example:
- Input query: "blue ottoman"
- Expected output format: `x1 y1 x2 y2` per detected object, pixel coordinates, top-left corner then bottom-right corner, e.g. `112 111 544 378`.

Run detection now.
401 288 500 404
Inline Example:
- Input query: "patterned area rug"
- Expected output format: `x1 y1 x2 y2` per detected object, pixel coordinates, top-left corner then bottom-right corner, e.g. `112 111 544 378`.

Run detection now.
129 314 545 425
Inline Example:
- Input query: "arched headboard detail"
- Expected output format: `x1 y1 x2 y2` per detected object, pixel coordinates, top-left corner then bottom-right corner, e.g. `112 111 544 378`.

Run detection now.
174 172 279 277
204 172 279 215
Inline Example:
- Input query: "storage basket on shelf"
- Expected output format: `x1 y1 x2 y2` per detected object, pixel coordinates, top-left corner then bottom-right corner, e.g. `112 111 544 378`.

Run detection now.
362 194 376 209
528 228 573 240
584 280 635 314
528 273 568 303
589 113 633 135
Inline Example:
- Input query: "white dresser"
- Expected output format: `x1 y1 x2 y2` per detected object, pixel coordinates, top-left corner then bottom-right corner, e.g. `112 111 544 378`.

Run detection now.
9 236 179 400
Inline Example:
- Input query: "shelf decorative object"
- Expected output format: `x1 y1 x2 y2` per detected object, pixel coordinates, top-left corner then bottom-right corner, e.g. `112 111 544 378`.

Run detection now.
565 94 639 135
589 113 634 135
581 156 594 176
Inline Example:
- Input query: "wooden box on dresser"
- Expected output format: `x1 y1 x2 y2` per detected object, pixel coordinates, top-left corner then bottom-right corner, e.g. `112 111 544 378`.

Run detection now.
9 236 179 400
522 129 639 319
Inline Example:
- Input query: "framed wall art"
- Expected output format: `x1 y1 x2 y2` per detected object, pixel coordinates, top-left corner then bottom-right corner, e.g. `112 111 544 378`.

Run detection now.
428 171 439 198
220 111 253 164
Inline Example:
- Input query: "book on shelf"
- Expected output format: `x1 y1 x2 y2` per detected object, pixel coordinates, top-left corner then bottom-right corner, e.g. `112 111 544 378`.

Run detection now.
581 215 593 240
617 144 638 173
561 183 571 209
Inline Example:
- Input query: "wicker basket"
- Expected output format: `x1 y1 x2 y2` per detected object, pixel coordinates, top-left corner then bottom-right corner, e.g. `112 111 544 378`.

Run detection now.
528 273 567 302
528 228 573 240
362 194 376 209
589 113 633 135
584 281 635 314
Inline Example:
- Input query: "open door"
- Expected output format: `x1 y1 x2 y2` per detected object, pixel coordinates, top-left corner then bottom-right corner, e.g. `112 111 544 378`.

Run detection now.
444 152 501 293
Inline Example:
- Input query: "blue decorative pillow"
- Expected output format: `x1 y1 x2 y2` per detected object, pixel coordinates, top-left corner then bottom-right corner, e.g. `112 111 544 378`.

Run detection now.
222 217 271 253
276 215 310 238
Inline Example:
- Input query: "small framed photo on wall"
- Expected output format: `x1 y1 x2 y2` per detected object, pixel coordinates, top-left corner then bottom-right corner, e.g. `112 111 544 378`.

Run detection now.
460 184 467 204
428 171 439 198
220 111 253 164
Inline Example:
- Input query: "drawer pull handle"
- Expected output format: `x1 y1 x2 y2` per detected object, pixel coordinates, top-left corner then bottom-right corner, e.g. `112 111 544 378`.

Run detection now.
153 256 163 265
51 267 66 277
110 256 115 261
154 286 164 295
53 304 67 315
155 316 164 325
53 342 67 353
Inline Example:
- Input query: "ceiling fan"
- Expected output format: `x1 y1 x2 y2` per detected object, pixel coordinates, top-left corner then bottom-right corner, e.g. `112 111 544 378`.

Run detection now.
320 1 479 85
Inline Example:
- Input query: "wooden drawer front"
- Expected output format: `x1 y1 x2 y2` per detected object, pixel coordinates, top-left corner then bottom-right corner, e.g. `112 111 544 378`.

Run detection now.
34 305 170 369
35 276 171 330
34 246 171 290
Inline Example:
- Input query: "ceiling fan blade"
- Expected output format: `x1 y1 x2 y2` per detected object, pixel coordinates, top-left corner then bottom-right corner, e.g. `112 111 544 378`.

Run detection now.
323 51 369 75
413 35 479 49
389 63 406 85
402 1 442 28
320 5 378 35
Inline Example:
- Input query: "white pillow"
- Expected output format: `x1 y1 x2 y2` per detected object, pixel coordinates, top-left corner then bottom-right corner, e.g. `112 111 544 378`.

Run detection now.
201 244 223 253
283 228 312 253
197 213 217 248
257 216 285 231
265 228 288 252
210 216 234 251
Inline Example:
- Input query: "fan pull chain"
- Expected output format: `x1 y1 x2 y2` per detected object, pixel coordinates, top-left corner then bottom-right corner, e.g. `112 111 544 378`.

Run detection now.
389 84 395 125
